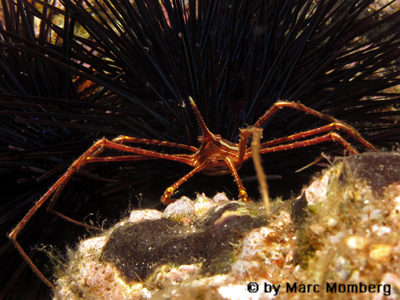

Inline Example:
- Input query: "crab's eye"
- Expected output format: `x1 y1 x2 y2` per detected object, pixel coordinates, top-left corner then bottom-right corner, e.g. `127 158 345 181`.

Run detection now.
214 134 221 141
198 135 205 143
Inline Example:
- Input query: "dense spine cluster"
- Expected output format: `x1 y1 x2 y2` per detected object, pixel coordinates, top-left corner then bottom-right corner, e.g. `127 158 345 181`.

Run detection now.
1 0 400 298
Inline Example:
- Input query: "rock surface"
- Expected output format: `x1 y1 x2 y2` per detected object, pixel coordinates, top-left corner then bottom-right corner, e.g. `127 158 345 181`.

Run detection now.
53 152 400 300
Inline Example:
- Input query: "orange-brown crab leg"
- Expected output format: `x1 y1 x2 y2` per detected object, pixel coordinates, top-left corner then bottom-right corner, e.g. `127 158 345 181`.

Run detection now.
8 136 198 289
161 161 208 205
253 101 376 151
224 157 251 202
244 132 359 161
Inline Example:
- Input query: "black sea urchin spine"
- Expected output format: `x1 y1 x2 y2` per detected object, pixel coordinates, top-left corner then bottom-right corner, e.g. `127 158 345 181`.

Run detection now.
1 0 400 299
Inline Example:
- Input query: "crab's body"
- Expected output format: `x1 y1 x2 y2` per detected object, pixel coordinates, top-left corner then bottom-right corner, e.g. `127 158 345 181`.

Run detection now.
195 141 242 176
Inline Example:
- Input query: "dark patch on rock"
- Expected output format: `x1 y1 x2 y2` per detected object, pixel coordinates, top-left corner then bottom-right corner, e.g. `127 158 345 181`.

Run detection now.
290 191 309 229
100 202 267 282
339 152 400 196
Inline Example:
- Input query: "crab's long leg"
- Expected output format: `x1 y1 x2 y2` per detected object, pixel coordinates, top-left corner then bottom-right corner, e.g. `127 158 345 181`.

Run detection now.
8 138 116 288
9 137 198 289
259 123 376 151
221 126 264 203
161 161 207 205
46 139 195 222
244 132 358 161
90 140 194 163
112 136 198 152
224 157 251 202
253 101 376 150
45 139 194 226
237 127 256 161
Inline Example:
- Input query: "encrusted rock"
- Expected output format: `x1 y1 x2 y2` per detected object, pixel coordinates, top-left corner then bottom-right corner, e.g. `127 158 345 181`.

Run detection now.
54 152 400 299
